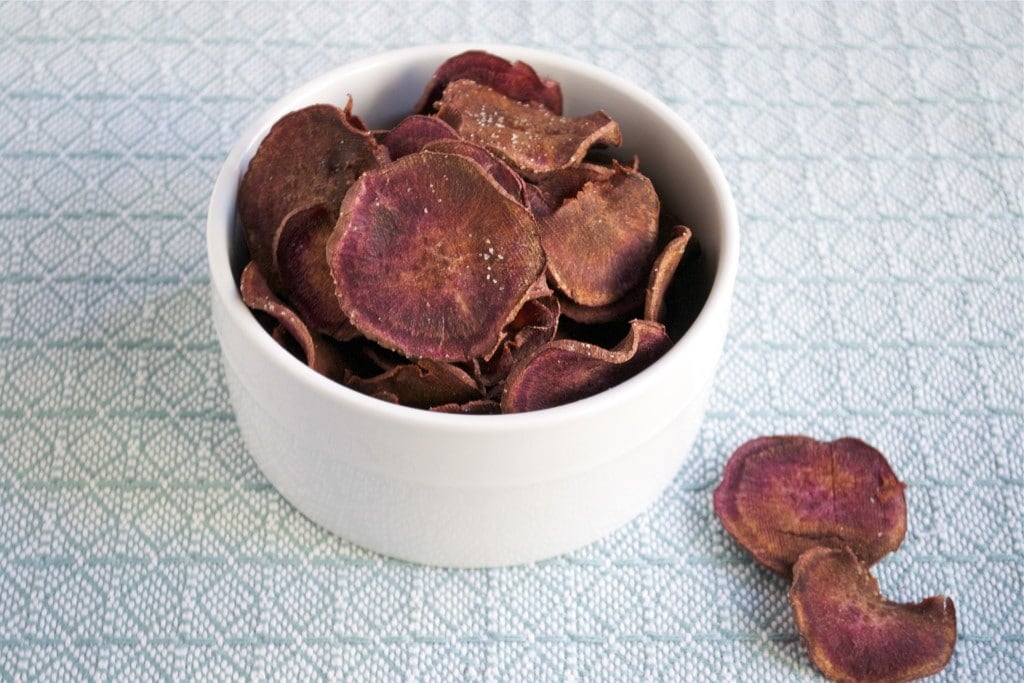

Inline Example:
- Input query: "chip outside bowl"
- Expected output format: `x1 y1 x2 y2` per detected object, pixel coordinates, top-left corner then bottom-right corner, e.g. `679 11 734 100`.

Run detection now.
206 43 739 567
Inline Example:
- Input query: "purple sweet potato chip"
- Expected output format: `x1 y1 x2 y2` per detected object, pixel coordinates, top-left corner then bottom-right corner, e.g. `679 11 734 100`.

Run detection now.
238 102 388 293
382 115 460 159
421 139 526 203
473 276 560 387
644 225 693 324
538 162 660 307
713 436 908 578
526 162 617 219
790 546 957 683
328 151 546 362
276 204 360 342
345 359 482 409
240 261 346 380
436 79 621 179
557 283 645 325
501 319 671 413
430 399 502 415
415 49 563 115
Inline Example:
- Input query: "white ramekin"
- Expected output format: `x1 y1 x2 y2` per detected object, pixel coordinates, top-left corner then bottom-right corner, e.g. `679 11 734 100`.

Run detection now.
207 44 738 567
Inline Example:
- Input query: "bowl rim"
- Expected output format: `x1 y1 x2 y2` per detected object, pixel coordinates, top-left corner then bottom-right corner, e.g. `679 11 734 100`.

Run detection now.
206 42 739 433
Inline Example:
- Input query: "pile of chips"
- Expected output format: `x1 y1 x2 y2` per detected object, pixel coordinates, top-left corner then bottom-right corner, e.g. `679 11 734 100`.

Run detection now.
237 50 704 413
714 436 957 682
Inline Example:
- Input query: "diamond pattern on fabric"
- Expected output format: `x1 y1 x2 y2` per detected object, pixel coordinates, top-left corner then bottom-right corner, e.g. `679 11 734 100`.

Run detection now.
0 1 1021 680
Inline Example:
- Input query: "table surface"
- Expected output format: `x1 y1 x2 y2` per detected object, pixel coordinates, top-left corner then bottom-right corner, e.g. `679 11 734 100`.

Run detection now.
1 2 1021 681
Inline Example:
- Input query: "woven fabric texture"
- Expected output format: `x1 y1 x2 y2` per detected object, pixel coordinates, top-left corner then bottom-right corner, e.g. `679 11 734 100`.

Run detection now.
1 2 1021 680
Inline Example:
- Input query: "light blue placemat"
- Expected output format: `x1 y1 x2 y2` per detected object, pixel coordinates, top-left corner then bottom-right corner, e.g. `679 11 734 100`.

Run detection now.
1 2 1021 680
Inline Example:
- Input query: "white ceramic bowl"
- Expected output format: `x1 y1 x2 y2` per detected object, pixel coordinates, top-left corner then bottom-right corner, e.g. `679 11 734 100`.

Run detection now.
207 44 738 567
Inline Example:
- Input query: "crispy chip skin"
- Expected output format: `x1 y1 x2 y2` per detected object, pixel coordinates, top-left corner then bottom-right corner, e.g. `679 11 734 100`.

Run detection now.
328 151 545 362
713 436 908 578
790 547 957 683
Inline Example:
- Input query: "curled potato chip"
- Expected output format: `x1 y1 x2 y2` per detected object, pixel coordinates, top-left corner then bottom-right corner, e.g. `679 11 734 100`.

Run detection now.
644 225 693 323
790 547 957 683
240 261 346 380
474 277 560 387
415 49 563 115
538 162 660 307
713 436 908 578
345 359 482 409
558 282 645 325
526 162 617 218
329 151 545 362
276 204 360 342
238 102 388 292
382 115 460 159
501 319 671 413
436 79 621 179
